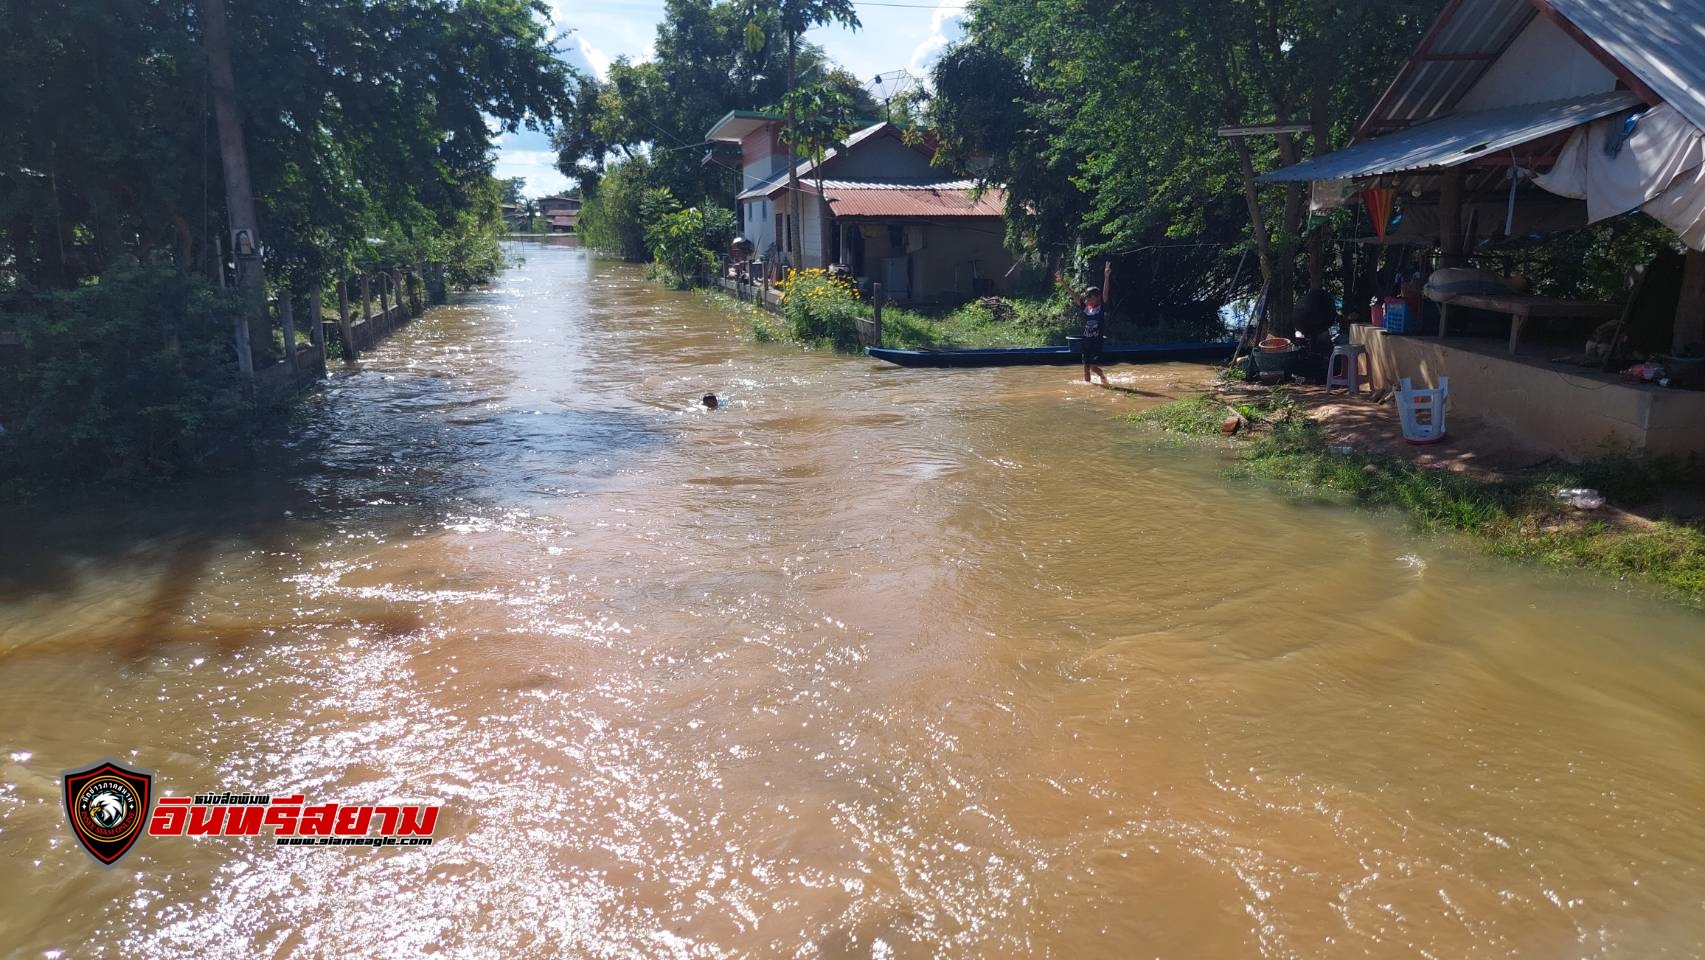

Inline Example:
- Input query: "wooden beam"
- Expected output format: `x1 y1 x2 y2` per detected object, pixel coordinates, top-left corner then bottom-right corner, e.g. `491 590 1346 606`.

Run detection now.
1217 123 1313 138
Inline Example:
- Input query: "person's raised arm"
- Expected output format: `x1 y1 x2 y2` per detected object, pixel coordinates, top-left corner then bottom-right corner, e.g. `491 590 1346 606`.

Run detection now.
1054 270 1082 309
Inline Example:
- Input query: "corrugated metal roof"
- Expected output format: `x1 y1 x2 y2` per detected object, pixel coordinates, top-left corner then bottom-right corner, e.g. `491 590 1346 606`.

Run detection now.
815 179 981 190
821 185 1006 218
1550 0 1705 133
1259 91 1640 182
734 123 933 200
1361 0 1536 132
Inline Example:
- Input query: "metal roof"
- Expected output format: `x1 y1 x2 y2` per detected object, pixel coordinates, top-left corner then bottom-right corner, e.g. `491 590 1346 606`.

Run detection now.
1361 0 1536 133
1360 0 1705 137
735 123 937 200
705 110 783 143
821 184 1006 219
1258 91 1641 182
1549 0 1705 133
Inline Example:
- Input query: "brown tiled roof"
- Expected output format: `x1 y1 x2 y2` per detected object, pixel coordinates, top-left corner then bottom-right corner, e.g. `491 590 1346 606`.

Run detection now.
820 183 1006 218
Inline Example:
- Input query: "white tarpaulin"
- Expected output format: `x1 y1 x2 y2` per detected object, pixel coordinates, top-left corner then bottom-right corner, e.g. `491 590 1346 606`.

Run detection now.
1533 103 1705 249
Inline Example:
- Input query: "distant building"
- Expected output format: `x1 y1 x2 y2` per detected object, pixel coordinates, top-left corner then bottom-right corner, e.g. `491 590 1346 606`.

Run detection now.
538 194 581 234
706 111 1014 301
499 203 531 232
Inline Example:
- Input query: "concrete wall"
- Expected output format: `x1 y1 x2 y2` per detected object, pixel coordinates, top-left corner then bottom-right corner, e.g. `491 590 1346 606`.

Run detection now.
840 219 1015 300
1350 325 1705 457
909 222 1015 299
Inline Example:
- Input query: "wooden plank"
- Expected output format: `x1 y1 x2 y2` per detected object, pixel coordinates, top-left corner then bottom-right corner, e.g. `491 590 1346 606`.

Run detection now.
1216 123 1312 138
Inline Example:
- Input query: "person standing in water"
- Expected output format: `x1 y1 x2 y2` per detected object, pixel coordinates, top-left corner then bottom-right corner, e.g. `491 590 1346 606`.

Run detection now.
1058 274 1109 385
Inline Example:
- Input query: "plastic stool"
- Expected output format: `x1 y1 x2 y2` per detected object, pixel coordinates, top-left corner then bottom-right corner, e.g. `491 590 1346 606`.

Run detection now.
1326 344 1370 395
1395 376 1449 444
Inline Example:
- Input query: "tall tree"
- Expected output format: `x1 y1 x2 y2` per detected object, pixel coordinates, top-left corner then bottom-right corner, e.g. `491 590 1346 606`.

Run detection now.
201 0 264 376
928 0 1431 317
742 0 859 264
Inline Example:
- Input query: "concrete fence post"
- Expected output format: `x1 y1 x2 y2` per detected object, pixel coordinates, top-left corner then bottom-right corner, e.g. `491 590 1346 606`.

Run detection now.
872 282 883 348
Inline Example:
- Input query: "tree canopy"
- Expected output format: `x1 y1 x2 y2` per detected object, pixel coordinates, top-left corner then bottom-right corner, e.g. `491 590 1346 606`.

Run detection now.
927 0 1434 312
0 0 571 291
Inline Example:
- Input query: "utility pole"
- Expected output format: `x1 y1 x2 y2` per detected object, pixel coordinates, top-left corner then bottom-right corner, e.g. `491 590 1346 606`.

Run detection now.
785 32 801 270
202 0 264 379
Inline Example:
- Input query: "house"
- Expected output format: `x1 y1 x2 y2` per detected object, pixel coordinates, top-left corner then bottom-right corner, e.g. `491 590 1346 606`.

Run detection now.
706 111 1014 301
1259 0 1705 457
499 203 531 232
538 194 581 234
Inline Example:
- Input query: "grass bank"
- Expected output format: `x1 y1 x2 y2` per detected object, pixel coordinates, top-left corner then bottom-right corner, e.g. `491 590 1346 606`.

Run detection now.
1131 390 1705 602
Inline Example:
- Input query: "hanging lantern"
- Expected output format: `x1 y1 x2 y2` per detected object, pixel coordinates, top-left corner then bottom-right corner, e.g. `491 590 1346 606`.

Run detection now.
1361 187 1398 240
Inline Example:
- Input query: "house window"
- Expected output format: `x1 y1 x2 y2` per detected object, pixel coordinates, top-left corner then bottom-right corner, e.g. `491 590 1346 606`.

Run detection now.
776 213 784 252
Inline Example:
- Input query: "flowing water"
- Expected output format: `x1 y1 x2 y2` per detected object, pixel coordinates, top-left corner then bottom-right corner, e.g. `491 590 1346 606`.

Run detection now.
2 242 1703 959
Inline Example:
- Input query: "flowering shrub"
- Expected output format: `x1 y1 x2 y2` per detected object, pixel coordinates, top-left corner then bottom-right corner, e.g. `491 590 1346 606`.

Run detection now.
775 268 863 349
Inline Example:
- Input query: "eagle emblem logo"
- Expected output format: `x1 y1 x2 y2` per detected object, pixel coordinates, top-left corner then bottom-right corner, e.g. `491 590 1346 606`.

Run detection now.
62 758 154 868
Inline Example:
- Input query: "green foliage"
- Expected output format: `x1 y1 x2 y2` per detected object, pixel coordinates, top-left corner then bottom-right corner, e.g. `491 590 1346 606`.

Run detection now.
777 268 862 349
0 0 571 291
554 0 873 205
0 268 254 486
702 206 738 256
1128 395 1232 438
579 159 655 261
648 206 714 285
927 0 1431 311
1128 392 1705 600
774 81 861 172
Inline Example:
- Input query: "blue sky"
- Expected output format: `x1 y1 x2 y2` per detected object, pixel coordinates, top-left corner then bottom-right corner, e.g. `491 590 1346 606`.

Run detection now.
492 0 968 197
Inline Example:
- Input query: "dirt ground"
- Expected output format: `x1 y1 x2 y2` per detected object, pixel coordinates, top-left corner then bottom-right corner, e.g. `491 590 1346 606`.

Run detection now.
1213 380 1705 527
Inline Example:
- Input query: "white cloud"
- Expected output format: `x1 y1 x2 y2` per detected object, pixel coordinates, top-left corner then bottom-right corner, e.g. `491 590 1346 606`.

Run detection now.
492 149 573 198
574 34 614 80
908 0 966 75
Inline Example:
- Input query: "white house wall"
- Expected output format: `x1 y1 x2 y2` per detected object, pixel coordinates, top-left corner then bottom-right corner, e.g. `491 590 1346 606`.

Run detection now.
1455 15 1617 112
742 197 776 256
799 196 828 267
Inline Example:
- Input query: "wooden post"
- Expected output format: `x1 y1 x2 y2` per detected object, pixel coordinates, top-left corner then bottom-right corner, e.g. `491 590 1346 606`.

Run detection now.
1439 168 1465 269
1675 248 1705 354
307 282 326 376
872 282 883 347
337 277 357 362
279 293 299 374
378 273 390 329
306 283 325 351
361 274 373 324
202 0 266 377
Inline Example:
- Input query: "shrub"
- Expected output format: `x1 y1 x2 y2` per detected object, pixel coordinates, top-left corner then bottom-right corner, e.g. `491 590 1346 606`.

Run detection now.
776 268 863 349
646 205 714 285
0 267 255 487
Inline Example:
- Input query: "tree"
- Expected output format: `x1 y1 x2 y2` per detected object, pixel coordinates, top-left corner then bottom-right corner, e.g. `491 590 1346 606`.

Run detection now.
774 81 861 202
741 0 860 264
926 0 1430 321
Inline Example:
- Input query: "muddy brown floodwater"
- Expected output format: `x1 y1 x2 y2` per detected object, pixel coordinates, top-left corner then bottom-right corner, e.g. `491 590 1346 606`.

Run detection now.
2 241 1703 959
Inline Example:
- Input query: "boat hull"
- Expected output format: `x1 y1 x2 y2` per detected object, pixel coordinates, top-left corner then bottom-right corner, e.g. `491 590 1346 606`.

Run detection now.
866 341 1237 368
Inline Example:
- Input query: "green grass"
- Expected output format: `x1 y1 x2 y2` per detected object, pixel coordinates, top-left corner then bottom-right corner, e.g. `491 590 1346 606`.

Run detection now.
1143 405 1705 601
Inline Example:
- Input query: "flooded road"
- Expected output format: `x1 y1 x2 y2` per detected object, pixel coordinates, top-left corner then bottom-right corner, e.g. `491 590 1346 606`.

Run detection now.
2 242 1703 958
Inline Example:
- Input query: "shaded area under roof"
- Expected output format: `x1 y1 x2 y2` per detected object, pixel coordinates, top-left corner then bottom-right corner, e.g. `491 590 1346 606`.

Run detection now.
1259 91 1641 183
1550 0 1705 134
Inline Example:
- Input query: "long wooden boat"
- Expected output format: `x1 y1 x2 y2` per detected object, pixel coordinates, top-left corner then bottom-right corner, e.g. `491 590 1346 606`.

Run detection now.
866 340 1238 368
